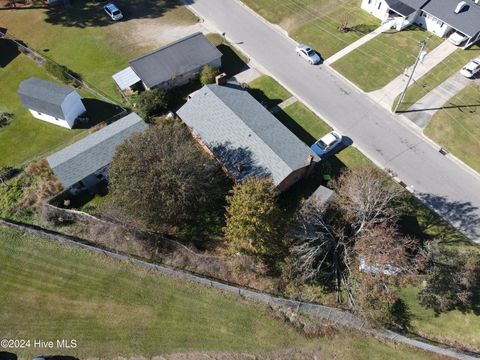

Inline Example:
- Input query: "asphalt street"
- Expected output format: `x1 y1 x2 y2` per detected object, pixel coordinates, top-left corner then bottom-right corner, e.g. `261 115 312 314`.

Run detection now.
186 0 480 243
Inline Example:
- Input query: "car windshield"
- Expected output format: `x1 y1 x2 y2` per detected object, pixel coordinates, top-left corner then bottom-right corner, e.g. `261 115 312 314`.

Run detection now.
316 140 328 149
112 10 121 15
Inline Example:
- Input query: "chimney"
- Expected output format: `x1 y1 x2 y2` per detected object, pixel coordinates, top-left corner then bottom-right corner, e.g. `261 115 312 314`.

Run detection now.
306 154 316 176
215 72 228 85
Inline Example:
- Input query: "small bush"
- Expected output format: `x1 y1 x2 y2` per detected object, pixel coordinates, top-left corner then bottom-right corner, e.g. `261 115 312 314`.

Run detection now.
200 65 221 86
0 112 13 128
136 88 169 122
44 60 74 84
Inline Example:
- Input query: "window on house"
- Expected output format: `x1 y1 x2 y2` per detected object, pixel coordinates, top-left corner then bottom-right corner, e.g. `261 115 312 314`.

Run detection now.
377 1 381 9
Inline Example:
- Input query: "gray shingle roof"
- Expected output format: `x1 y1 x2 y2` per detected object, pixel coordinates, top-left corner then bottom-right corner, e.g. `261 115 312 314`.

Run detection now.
47 112 148 188
421 0 480 37
177 85 319 186
18 77 75 119
385 0 416 16
129 32 222 89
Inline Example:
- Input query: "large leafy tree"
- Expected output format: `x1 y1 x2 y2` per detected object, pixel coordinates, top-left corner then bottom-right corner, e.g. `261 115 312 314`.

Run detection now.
224 178 285 261
108 122 224 232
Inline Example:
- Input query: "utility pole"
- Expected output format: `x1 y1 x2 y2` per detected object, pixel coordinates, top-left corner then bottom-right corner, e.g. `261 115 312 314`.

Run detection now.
394 38 429 113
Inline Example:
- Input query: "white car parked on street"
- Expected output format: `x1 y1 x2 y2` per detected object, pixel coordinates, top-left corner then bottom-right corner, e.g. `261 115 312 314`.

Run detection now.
461 58 480 78
296 44 321 65
104 3 123 21
310 131 342 157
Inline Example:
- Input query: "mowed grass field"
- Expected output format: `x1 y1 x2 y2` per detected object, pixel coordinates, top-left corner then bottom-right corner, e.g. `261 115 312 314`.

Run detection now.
0 0 197 101
242 0 380 59
332 27 443 92
424 84 480 173
0 42 84 167
0 226 444 359
0 40 122 167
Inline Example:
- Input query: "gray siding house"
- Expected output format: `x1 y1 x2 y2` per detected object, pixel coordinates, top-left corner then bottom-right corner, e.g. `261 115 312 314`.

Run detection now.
177 85 319 193
112 32 222 92
47 112 147 192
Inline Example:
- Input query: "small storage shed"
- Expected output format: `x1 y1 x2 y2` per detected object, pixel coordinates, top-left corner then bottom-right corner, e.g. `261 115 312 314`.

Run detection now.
18 77 86 129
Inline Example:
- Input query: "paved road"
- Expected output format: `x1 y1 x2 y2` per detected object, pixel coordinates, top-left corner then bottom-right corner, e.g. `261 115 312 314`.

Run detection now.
186 0 480 242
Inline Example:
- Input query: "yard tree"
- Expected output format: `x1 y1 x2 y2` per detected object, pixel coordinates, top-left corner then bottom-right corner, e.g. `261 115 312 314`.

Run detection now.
334 166 403 236
291 197 355 305
108 122 224 232
290 165 426 325
418 245 479 313
224 177 284 261
199 65 221 86
136 88 169 122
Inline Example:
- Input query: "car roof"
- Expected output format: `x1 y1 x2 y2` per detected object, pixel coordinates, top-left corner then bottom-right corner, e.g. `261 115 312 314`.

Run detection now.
320 132 338 145
465 60 480 70
105 3 118 10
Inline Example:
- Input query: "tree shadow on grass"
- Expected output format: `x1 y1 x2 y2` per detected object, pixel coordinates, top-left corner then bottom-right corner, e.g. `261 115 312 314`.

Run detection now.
416 192 480 244
44 0 183 28
0 38 20 68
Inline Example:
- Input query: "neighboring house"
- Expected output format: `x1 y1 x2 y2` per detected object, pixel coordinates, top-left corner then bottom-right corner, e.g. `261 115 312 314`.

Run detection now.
47 112 147 192
361 0 480 47
112 32 222 93
18 77 86 129
177 84 319 193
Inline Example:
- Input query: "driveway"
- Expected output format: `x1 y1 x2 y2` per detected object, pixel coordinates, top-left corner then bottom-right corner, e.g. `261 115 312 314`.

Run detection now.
185 0 480 242
404 72 471 128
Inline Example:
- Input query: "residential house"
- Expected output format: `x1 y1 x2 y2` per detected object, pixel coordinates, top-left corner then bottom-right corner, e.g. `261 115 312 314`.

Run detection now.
361 0 480 47
47 112 147 192
18 77 86 129
177 84 319 193
112 32 222 93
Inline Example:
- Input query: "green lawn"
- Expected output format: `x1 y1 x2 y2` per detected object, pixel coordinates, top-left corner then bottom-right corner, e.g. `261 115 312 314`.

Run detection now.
0 40 122 168
0 46 83 167
332 28 443 92
0 0 196 101
248 75 292 108
242 0 380 59
400 286 480 352
394 45 480 112
424 84 480 173
0 226 444 359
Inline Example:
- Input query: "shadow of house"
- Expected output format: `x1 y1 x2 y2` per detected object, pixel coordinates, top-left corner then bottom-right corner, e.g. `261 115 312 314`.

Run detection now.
79 97 124 128
417 192 480 242
0 353 17 360
44 0 183 28
0 38 20 68
216 43 248 77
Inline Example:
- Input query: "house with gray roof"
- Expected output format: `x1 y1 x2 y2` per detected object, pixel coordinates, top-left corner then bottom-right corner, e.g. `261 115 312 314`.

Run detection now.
177 85 319 192
47 112 147 191
112 32 222 93
362 0 480 48
18 77 86 129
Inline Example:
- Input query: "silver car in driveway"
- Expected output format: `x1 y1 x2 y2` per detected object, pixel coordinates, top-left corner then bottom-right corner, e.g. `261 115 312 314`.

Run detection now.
296 44 321 65
104 3 123 21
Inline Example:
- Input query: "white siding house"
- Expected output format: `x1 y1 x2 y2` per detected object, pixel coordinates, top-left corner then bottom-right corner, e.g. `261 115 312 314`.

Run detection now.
18 77 86 129
361 0 480 48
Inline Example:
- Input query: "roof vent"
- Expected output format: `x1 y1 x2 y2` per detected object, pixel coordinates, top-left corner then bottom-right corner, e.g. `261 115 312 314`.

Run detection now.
454 1 468 13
